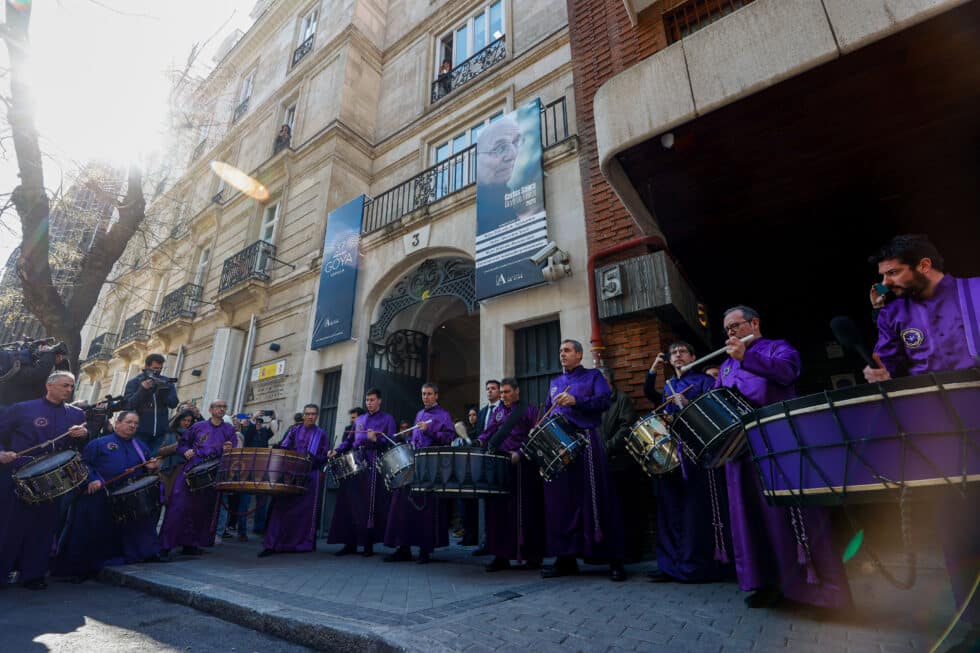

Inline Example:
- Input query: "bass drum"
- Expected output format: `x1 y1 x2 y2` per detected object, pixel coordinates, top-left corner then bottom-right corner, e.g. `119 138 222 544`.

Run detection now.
412 447 511 496
215 448 310 495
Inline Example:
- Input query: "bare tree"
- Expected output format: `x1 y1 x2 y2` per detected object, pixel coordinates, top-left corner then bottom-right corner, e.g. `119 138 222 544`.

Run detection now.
1 1 147 370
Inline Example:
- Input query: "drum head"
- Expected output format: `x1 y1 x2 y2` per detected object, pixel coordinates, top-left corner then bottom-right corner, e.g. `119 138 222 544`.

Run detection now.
111 474 160 496
188 458 221 475
14 450 77 479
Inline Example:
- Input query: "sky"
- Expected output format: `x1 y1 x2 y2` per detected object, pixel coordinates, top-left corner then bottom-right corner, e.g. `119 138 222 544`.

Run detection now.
0 0 257 269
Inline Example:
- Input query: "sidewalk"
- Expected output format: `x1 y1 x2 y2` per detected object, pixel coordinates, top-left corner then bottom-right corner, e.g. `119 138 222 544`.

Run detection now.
101 538 963 652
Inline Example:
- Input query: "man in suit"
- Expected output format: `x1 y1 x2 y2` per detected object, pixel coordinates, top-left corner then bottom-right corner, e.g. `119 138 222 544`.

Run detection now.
470 380 501 552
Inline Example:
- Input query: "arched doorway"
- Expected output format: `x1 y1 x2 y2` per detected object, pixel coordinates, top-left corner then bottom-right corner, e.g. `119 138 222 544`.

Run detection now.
365 258 479 425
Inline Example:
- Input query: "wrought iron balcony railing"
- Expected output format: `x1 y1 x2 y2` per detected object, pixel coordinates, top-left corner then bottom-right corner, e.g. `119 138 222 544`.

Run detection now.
155 284 202 327
292 34 314 68
119 310 156 345
190 139 207 163
84 332 117 362
431 36 506 104
219 240 276 294
232 97 250 124
362 145 476 234
362 96 572 234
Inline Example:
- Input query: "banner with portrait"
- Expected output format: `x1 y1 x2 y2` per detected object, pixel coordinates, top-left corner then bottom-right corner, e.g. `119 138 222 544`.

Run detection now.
311 195 365 349
474 98 548 300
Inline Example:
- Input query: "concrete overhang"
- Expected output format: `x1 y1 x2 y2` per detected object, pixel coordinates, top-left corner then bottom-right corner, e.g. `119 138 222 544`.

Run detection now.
595 0 972 235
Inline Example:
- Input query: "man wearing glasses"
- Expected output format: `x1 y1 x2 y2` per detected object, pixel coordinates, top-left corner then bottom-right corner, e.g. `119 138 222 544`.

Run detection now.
716 307 852 610
644 342 732 584
159 400 237 558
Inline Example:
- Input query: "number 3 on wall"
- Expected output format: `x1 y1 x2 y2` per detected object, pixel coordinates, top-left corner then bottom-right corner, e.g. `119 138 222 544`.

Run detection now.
403 225 431 255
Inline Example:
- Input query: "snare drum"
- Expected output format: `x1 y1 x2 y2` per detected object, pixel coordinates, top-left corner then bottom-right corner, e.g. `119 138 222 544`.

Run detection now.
521 415 586 481
412 447 511 496
108 475 161 523
184 458 222 492
376 443 415 491
327 450 368 482
215 448 310 496
670 388 755 468
12 450 88 504
626 414 679 476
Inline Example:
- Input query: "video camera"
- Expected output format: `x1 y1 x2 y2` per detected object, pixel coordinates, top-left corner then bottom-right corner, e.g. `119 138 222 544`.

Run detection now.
84 394 127 421
139 368 178 391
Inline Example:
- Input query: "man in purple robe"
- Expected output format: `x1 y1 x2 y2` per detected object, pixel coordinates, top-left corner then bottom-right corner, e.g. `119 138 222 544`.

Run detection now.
53 411 165 580
327 388 395 557
0 371 88 589
258 404 330 557
540 339 627 582
644 341 734 583
383 382 454 564
718 306 852 609
158 399 237 557
863 235 979 652
479 377 545 571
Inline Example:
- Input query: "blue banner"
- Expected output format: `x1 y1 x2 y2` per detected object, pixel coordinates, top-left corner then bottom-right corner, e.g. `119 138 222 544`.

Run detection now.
475 98 547 300
311 195 365 349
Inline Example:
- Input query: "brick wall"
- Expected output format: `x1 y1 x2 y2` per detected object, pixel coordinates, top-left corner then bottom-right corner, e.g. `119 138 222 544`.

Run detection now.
566 0 672 407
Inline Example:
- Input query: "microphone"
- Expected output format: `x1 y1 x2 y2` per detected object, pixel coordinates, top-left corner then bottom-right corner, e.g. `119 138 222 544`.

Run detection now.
830 316 879 368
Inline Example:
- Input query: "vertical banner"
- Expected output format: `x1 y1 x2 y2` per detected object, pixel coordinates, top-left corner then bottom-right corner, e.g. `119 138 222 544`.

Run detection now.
475 98 548 300
311 195 365 349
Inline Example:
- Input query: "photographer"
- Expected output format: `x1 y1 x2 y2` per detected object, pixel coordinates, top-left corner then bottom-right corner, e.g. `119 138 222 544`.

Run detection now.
124 353 179 455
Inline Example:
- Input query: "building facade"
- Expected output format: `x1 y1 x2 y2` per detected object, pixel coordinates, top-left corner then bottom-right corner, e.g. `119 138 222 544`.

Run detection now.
78 0 585 441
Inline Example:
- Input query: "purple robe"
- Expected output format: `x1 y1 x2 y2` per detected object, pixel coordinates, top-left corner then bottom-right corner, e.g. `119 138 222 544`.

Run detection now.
158 419 237 550
478 402 546 562
657 371 734 581
264 424 329 552
542 366 625 561
717 338 852 608
383 404 453 553
874 274 980 623
53 433 160 576
0 398 86 583
327 411 395 547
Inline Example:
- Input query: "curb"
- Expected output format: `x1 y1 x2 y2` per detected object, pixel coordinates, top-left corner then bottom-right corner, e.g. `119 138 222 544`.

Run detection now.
100 566 410 652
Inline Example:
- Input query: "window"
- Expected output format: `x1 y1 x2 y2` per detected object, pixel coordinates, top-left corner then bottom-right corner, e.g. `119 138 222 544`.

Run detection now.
514 320 561 409
300 7 318 44
435 1 504 77
284 105 296 133
239 70 255 104
431 112 503 199
259 202 280 244
663 0 756 44
193 246 211 288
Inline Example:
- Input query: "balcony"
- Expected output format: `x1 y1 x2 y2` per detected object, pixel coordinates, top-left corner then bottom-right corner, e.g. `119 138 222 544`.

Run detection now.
217 240 276 309
232 97 250 124
190 139 207 163
362 96 573 234
83 332 117 363
431 36 506 104
118 310 155 346
292 34 314 68
154 283 201 340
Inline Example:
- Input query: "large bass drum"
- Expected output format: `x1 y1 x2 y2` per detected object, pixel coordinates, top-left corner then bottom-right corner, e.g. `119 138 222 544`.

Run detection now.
412 447 511 496
12 451 88 504
745 368 980 506
215 448 311 496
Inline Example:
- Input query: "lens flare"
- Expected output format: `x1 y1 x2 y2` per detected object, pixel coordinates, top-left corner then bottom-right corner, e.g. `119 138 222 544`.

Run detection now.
842 529 864 563
209 161 269 202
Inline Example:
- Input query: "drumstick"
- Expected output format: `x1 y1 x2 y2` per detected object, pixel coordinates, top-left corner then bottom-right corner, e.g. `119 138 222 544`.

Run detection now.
14 429 76 456
651 384 695 413
350 420 433 447
679 334 755 373
103 457 161 486
532 386 572 431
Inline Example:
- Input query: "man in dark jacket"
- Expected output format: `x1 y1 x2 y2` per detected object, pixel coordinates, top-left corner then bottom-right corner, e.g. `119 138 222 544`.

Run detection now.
124 353 179 455
599 367 647 562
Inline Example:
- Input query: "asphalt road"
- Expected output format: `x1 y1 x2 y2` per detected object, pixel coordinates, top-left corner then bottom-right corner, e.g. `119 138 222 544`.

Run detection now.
0 579 314 653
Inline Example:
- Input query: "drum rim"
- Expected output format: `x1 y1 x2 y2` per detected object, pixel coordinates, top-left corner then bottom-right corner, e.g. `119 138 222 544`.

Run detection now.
187 459 223 474
110 474 160 494
13 450 79 477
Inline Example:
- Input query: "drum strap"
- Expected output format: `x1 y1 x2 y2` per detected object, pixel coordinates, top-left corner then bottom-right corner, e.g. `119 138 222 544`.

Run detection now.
486 401 527 452
706 469 729 564
367 464 378 529
585 438 603 543
956 277 980 360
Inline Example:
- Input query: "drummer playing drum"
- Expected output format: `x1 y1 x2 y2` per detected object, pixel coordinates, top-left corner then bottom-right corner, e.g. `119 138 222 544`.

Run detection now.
643 342 733 584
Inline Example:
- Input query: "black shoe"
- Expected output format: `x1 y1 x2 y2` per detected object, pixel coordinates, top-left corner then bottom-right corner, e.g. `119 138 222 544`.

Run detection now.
144 553 171 563
180 546 204 556
334 545 356 556
646 569 671 583
22 578 47 590
471 547 490 557
541 558 579 579
744 587 783 608
220 530 234 540
485 557 511 572
257 549 276 558
521 559 543 570
417 551 432 564
361 545 374 558
383 547 413 563
610 562 627 582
